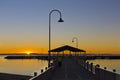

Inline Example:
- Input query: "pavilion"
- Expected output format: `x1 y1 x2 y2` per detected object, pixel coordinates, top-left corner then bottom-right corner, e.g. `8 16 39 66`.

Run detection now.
49 45 86 55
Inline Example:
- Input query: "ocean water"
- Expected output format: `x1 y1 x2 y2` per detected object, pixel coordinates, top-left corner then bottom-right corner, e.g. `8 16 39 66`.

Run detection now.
88 59 120 74
0 55 48 76
0 55 120 76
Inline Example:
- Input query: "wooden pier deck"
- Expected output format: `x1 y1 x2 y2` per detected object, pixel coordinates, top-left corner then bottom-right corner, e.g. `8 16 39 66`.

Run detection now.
51 57 94 80
33 56 95 80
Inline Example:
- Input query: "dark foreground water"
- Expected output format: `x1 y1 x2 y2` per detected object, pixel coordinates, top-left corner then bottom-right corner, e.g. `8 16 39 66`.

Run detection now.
0 56 48 76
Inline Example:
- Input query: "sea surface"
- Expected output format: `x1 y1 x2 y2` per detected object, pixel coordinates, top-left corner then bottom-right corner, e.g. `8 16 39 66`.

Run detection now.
0 55 120 76
88 59 120 74
0 55 48 76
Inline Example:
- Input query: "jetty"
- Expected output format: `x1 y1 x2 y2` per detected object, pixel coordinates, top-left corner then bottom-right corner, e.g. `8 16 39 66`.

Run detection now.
29 45 120 80
29 45 95 80
29 55 120 80
31 56 94 80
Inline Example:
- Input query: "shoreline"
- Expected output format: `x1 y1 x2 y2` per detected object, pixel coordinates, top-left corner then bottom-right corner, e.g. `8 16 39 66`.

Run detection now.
4 55 120 60
5 55 50 60
0 72 32 80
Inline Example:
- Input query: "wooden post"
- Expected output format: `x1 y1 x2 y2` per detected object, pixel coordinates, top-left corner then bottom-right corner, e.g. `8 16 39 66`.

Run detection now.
113 69 116 72
50 63 53 67
45 67 48 70
113 69 116 80
41 69 43 73
90 63 93 73
86 62 89 70
104 67 107 70
95 64 100 80
103 67 107 80
34 72 37 76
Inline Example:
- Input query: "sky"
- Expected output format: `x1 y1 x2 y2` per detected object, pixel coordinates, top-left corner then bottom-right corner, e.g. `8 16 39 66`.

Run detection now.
0 0 120 54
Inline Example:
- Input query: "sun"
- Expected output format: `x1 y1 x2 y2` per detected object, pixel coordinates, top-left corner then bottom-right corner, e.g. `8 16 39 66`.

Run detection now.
25 51 32 55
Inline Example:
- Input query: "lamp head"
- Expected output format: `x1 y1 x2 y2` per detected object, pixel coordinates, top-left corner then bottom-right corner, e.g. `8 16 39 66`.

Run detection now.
58 18 64 22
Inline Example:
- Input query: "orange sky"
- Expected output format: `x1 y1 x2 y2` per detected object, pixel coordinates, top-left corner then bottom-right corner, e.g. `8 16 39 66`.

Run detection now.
0 43 120 54
0 0 120 54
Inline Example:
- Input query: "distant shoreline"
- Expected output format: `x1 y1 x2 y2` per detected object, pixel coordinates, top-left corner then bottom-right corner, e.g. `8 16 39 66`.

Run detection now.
4 54 120 60
5 55 49 60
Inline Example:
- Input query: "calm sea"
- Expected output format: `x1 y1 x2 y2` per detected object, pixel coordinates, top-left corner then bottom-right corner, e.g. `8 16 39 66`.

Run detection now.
0 55 48 76
0 55 120 76
88 59 120 74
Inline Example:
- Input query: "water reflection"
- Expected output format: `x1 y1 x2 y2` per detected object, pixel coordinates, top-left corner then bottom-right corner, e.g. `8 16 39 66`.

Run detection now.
0 57 48 76
88 59 120 74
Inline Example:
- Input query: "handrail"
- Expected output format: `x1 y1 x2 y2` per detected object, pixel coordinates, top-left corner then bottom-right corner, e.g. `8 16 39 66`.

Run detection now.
29 66 53 80
73 56 120 80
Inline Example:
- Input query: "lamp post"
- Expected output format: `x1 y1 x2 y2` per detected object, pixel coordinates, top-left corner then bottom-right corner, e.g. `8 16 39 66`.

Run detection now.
48 9 64 67
72 37 78 56
72 37 78 48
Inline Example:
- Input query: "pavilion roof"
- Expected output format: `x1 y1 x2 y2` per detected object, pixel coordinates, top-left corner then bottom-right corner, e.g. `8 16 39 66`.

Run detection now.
49 45 86 52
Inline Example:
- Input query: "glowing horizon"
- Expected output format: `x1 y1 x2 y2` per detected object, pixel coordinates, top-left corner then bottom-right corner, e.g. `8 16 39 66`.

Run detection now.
0 45 120 54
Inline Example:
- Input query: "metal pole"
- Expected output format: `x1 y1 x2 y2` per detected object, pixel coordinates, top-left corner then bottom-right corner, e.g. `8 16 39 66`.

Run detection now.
72 37 78 48
48 9 64 67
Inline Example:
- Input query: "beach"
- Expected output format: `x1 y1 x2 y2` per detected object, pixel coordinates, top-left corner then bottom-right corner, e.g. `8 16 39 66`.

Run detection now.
0 73 32 80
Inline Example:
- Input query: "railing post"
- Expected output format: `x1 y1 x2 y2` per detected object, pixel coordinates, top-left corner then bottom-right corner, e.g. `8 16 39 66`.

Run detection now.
113 69 116 72
41 69 43 73
34 72 37 76
103 67 107 80
86 62 89 70
90 63 93 73
113 69 116 80
95 64 100 80
104 67 107 70
45 67 48 71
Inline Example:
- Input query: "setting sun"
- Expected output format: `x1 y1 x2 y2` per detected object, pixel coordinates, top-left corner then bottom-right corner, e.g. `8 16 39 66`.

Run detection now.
25 51 32 55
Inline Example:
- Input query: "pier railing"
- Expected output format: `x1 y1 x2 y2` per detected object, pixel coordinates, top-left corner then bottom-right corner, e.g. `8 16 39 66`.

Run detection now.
74 57 120 80
29 59 57 80
29 56 120 80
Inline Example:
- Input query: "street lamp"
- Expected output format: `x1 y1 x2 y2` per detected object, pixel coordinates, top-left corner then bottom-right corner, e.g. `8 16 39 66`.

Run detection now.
72 37 78 48
48 9 64 67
